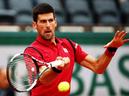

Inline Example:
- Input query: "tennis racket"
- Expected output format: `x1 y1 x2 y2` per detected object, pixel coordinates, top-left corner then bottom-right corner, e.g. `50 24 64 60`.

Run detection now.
7 53 69 92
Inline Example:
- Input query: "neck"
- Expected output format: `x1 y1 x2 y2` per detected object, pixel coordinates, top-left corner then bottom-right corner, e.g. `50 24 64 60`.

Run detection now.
37 35 57 45
51 37 57 45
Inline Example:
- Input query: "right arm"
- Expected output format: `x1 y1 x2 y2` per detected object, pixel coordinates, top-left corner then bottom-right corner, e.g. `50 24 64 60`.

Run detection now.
39 57 70 84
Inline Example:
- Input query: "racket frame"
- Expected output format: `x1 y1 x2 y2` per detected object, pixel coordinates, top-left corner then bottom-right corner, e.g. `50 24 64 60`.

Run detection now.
7 53 64 92
7 53 39 92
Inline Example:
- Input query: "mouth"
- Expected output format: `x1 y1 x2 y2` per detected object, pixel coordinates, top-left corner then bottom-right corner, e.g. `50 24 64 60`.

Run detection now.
43 30 53 40
45 30 51 33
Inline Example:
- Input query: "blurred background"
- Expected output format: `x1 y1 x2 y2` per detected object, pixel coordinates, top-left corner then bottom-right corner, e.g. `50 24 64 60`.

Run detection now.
0 0 129 96
0 0 129 31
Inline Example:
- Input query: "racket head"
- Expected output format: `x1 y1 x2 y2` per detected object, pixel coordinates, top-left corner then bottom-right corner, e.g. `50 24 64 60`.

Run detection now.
7 53 39 92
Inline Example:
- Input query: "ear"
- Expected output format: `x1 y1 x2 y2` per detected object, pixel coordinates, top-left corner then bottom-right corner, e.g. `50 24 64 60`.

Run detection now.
55 18 58 27
32 21 37 29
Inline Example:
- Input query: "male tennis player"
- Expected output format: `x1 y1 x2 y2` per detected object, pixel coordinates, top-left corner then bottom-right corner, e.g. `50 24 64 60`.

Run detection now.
25 3 129 96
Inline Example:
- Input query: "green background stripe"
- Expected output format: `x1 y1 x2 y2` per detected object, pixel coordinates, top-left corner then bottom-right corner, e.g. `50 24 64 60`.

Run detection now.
0 32 129 45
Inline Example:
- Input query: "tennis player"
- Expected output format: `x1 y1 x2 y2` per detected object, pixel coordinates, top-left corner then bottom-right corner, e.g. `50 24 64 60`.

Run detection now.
25 3 129 96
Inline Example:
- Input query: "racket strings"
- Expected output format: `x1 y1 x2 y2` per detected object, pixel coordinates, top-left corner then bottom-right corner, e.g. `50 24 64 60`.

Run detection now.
23 56 38 85
9 60 30 90
8 55 38 91
7 53 51 92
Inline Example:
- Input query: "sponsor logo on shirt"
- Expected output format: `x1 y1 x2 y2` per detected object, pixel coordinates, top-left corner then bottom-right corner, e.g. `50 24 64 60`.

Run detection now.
63 48 68 53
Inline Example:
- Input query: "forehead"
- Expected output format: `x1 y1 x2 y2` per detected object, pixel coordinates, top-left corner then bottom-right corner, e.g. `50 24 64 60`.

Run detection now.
37 13 54 20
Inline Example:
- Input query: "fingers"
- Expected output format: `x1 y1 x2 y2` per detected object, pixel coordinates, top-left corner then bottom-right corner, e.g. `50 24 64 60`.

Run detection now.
104 30 128 48
114 30 120 38
56 56 70 64
55 57 70 70
63 57 70 64
123 39 129 43
120 32 128 39
115 30 128 39
56 56 63 60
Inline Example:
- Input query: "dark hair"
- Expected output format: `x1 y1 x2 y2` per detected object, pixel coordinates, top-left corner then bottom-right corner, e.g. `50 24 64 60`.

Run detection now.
32 3 55 22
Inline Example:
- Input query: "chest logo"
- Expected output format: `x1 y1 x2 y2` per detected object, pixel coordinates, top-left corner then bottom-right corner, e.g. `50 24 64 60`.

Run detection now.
63 48 68 53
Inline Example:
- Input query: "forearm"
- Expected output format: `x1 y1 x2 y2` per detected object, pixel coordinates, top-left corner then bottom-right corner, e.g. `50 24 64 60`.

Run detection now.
95 52 114 73
81 48 117 74
39 68 59 84
39 57 70 84
95 47 117 73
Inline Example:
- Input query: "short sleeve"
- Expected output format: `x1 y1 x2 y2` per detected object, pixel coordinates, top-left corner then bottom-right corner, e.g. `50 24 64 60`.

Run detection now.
75 44 88 64
24 47 44 67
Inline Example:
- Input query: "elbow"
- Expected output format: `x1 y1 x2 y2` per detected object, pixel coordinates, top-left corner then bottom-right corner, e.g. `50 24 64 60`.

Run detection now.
94 63 107 74
89 66 106 74
94 69 106 74
96 71 105 74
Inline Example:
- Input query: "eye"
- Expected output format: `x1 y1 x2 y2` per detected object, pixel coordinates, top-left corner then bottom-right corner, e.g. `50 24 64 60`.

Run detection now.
40 20 47 23
48 19 54 23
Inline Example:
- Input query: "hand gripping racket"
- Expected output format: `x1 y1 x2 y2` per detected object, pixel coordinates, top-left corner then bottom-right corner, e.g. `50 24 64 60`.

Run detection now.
7 53 68 92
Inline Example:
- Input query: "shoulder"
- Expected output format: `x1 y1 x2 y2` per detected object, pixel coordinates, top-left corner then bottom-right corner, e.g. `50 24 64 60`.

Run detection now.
30 40 38 46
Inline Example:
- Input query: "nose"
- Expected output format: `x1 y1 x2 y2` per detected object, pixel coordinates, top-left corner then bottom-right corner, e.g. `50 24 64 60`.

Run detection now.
46 21 50 27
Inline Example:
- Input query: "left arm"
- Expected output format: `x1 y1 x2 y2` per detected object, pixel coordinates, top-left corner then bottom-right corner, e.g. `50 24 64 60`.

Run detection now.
80 31 129 74
80 52 114 74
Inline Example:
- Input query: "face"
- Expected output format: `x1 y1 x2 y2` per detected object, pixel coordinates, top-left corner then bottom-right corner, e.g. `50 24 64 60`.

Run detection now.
33 13 57 41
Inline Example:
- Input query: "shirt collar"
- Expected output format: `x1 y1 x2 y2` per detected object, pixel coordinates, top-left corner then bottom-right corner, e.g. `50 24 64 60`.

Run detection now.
36 35 63 46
